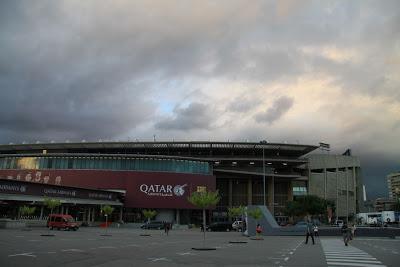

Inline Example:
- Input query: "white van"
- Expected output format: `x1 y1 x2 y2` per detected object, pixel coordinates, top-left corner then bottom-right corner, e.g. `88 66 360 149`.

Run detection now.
335 220 344 227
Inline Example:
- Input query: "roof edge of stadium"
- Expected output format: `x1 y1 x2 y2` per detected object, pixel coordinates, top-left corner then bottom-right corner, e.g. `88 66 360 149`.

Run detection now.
0 141 318 149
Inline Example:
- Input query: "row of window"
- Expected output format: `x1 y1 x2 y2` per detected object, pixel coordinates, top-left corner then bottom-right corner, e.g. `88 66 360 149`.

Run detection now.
0 156 210 175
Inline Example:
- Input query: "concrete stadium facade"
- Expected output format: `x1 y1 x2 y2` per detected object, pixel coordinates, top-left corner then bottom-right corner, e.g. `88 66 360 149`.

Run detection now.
0 141 363 225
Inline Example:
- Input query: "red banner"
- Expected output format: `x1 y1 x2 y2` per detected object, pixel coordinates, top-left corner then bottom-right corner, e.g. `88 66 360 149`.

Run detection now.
0 170 215 209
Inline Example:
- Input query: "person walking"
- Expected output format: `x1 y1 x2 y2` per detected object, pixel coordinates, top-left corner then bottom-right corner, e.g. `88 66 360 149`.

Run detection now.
350 223 356 240
164 221 170 235
341 222 351 246
313 224 319 238
305 220 315 245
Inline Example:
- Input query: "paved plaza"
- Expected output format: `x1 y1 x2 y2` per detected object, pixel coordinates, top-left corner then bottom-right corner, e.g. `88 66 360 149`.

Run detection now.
0 228 399 267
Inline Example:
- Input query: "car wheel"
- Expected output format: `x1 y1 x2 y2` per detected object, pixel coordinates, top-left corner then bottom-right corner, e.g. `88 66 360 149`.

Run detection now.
73 228 77 231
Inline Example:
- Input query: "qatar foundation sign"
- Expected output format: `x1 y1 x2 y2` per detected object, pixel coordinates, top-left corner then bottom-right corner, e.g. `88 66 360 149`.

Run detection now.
139 183 188 197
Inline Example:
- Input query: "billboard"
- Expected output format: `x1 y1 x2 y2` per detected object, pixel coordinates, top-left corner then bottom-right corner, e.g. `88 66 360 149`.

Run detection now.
0 169 215 209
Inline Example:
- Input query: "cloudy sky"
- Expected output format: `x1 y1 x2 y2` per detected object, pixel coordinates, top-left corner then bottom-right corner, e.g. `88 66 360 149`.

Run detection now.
0 0 399 199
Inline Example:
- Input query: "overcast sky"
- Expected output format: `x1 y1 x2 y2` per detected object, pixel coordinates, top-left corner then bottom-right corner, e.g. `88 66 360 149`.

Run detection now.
0 0 399 199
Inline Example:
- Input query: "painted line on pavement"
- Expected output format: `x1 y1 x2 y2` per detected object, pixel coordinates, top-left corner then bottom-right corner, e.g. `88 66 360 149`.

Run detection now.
8 252 36 258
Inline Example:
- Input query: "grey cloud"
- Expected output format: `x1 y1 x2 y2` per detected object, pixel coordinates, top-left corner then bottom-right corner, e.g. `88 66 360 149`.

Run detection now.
155 102 214 131
254 96 294 124
227 95 262 113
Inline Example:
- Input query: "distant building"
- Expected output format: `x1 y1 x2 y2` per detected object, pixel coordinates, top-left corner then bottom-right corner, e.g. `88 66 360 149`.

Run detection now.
387 172 400 200
374 198 396 212
306 154 363 220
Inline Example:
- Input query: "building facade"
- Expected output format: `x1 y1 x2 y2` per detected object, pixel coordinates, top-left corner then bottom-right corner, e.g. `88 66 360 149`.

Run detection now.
0 141 362 224
306 154 362 220
387 172 400 200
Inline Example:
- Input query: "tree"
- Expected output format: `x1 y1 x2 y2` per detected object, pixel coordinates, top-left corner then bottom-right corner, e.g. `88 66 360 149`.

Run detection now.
42 198 61 235
188 190 220 248
248 207 263 238
101 205 114 236
142 209 157 235
284 195 329 220
19 206 36 219
43 198 61 217
142 209 157 224
228 205 245 232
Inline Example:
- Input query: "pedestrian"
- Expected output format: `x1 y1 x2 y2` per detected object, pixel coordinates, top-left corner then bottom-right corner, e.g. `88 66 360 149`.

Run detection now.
313 224 319 238
341 222 351 246
164 221 169 235
256 223 262 238
305 220 315 245
350 223 356 240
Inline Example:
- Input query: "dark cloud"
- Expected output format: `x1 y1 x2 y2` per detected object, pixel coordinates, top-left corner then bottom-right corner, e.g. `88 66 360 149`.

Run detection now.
227 95 262 113
155 102 214 131
254 96 294 124
0 0 398 199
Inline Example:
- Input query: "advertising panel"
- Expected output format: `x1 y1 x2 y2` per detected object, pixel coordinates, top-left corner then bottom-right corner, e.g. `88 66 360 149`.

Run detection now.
0 169 215 209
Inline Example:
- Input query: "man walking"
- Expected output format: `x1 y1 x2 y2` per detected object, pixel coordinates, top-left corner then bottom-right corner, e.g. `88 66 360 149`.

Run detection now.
341 222 351 246
305 220 315 245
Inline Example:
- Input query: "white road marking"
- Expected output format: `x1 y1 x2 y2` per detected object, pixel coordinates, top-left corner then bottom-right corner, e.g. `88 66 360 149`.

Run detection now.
321 239 386 267
148 257 170 262
177 252 196 256
61 249 85 252
8 252 36 258
284 257 289 261
97 246 117 249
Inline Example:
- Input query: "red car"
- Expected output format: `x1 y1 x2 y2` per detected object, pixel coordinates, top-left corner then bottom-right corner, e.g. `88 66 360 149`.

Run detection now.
47 214 79 231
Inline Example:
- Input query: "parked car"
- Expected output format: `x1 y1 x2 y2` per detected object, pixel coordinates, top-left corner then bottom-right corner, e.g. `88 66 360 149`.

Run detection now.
232 220 244 231
47 214 79 231
140 221 164 230
206 222 233 232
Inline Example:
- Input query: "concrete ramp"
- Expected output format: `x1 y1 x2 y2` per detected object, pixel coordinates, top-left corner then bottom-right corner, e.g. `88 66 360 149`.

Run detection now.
246 205 305 236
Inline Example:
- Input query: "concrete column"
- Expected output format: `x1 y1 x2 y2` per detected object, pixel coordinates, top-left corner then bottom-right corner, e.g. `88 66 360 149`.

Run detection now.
61 206 64 215
268 177 273 212
346 167 349 222
324 168 327 199
119 207 123 222
91 208 95 222
335 156 339 220
247 179 252 205
40 206 44 220
176 209 180 224
87 207 91 222
65 206 69 215
228 179 233 207
288 181 293 202
353 167 357 213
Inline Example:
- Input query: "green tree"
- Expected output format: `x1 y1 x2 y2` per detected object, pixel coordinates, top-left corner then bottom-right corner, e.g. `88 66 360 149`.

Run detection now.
188 190 220 247
228 205 246 232
101 205 114 235
43 198 61 235
19 206 36 219
43 198 61 217
142 209 157 224
284 195 329 219
142 209 157 235
248 207 263 237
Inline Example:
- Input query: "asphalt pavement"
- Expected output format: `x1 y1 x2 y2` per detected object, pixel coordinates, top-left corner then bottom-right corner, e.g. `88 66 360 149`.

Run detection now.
0 227 399 267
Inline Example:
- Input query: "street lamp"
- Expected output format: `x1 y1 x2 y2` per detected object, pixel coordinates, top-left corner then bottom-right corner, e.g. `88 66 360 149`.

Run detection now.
260 140 268 207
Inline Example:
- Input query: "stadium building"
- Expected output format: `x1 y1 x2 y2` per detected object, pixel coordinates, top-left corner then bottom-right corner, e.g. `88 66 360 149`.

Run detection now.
0 141 362 225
